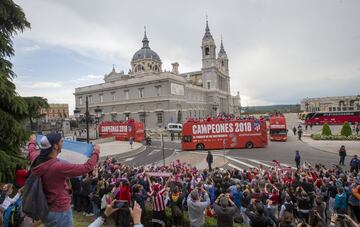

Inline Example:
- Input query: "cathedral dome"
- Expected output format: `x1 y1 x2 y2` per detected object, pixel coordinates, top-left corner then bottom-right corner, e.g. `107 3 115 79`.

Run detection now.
131 31 161 63
132 48 161 62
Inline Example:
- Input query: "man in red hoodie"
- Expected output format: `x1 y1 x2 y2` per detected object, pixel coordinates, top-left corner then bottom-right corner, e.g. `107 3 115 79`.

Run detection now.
27 133 100 227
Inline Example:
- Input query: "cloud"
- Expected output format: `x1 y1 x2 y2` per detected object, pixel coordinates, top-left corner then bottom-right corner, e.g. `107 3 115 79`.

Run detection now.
72 74 104 84
22 82 63 89
12 0 360 107
23 44 40 52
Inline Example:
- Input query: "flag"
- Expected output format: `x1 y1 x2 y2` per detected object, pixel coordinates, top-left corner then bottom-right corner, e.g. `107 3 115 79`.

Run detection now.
36 134 94 164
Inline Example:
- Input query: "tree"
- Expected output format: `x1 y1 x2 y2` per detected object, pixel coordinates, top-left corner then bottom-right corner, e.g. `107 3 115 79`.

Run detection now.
321 123 332 136
0 0 30 182
23 96 49 130
340 122 352 137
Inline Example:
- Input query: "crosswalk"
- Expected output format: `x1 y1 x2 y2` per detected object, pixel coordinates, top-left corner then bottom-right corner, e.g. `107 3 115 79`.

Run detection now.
224 156 297 171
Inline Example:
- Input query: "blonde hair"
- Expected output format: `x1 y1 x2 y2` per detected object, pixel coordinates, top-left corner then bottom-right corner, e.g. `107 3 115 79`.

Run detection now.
2 183 14 193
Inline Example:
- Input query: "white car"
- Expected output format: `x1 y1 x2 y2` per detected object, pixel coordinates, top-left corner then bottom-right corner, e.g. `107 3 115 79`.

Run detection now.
167 123 182 132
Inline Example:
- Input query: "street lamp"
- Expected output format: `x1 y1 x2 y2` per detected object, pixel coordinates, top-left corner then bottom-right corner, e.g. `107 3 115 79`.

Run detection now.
85 97 90 143
73 108 80 119
94 106 102 139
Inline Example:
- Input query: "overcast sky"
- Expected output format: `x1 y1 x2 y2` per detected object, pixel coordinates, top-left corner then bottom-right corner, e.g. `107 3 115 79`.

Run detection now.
12 0 360 112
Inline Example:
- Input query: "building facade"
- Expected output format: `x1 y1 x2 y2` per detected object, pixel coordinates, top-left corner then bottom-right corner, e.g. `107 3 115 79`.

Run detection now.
74 21 241 130
300 95 360 112
40 103 69 120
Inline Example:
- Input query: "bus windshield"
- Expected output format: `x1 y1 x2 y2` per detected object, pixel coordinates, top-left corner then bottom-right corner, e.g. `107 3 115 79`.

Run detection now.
270 129 288 135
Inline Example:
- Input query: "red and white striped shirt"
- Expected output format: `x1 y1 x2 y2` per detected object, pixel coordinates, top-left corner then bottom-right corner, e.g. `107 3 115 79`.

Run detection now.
149 187 166 211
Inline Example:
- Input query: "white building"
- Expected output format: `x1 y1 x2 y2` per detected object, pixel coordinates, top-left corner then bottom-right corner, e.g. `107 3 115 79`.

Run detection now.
300 95 360 112
74 21 241 129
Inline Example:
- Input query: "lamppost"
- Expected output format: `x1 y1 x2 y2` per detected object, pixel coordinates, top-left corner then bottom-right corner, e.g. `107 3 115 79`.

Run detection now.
94 106 102 139
85 97 90 143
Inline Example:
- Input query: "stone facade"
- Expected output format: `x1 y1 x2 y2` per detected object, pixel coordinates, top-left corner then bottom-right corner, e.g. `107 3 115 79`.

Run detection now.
74 21 241 130
300 95 360 112
40 103 69 119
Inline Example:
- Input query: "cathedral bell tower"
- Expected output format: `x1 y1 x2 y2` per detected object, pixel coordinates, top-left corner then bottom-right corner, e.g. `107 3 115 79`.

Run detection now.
201 20 216 69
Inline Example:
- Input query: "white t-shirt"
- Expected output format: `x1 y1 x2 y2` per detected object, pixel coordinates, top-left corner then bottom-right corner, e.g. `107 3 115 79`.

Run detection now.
0 193 20 210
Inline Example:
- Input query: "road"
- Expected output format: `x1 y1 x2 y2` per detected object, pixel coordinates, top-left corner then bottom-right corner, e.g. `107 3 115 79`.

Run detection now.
113 113 350 171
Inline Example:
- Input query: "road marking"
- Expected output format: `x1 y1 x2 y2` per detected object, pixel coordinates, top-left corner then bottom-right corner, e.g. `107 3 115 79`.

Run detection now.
228 163 243 171
124 157 135 162
148 149 160 156
226 156 256 169
248 159 272 168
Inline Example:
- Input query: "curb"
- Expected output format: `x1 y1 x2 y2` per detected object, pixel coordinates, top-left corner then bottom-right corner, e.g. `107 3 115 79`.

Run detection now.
300 139 338 156
99 145 146 160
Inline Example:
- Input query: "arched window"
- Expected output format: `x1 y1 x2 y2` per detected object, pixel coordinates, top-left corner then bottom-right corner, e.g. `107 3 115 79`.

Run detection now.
154 65 158 71
221 60 224 67
137 65 142 72
205 47 209 55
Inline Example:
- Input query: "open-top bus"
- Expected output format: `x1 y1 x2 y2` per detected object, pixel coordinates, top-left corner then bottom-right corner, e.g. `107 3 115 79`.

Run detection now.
269 114 288 141
98 119 145 142
181 118 268 150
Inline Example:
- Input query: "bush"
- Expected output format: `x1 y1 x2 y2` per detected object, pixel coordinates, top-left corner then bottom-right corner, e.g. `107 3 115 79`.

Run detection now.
321 123 332 136
311 133 360 140
340 122 352 137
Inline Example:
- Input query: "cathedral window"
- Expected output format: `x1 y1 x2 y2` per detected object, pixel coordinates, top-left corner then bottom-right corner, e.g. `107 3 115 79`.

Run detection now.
156 112 163 124
205 47 209 55
221 60 224 67
138 88 144 98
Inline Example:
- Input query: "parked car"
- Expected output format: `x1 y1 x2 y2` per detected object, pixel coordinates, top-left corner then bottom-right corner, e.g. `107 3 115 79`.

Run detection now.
167 123 182 132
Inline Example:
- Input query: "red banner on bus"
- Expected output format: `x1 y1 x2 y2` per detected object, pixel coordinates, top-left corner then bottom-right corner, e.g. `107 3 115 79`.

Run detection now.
181 119 267 150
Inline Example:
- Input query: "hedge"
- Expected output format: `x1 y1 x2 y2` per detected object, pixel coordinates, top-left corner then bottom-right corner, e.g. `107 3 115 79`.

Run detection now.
311 134 360 140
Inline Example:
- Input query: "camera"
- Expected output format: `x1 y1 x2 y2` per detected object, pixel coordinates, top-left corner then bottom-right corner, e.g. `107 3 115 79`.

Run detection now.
114 200 129 209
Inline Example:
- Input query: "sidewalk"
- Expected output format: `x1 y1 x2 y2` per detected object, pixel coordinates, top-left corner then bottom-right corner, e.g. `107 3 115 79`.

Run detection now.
302 136 360 156
98 141 143 158
163 151 228 170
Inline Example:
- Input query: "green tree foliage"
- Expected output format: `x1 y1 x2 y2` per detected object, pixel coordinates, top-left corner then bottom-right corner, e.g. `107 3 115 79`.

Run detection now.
340 122 352 137
321 123 332 136
23 96 49 130
0 0 31 182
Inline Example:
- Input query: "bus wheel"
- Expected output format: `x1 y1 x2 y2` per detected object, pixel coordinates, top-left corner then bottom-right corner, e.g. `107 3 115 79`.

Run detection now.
196 143 204 150
245 142 254 149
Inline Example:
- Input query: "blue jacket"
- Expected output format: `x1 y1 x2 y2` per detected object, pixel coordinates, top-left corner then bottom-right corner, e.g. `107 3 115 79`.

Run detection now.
334 192 347 211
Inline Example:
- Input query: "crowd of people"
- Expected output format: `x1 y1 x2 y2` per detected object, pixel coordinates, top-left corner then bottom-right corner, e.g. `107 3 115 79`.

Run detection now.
0 132 360 227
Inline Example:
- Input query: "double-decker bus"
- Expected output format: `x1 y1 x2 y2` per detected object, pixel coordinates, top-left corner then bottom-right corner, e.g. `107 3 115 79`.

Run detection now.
269 114 288 141
181 118 268 150
304 111 360 125
98 119 145 142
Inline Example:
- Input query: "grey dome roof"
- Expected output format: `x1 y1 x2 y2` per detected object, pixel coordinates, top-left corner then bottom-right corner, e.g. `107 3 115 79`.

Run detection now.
131 31 161 62
132 48 161 62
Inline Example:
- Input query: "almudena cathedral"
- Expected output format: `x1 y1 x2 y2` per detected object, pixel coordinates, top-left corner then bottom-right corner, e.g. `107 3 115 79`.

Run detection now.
74 21 241 130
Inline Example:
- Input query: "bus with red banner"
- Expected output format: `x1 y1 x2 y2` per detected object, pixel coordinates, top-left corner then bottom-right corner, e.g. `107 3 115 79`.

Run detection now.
304 111 360 125
98 119 145 142
181 119 268 150
269 114 288 141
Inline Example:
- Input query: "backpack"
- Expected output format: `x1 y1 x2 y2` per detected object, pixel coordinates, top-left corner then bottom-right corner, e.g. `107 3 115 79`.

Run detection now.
3 198 25 227
22 160 56 220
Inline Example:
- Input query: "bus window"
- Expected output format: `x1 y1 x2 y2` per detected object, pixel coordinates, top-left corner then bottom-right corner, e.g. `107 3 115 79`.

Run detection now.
182 135 192 143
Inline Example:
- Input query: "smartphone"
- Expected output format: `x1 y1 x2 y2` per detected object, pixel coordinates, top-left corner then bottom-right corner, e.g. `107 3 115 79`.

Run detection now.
114 201 128 208
337 214 345 219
